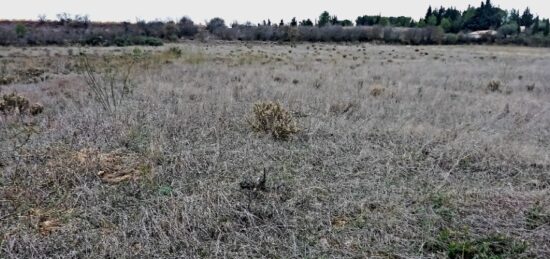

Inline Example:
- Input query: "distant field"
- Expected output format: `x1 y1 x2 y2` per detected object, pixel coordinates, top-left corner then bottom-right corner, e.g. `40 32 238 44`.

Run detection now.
1 42 549 258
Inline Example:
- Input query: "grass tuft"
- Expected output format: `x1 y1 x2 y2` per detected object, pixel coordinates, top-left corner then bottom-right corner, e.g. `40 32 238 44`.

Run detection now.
487 80 502 92
248 101 300 140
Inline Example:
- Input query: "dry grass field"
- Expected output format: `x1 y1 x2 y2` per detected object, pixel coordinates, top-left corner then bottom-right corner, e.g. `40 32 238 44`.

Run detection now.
1 42 549 258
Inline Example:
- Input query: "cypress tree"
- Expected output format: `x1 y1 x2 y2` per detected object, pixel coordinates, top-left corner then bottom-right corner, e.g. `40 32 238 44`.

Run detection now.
425 6 433 21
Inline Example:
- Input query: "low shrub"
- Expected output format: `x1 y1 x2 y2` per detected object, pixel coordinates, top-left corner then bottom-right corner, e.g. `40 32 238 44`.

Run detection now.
77 52 143 113
0 93 29 113
0 75 16 85
370 85 385 96
487 80 502 92
113 36 164 47
0 93 43 116
248 101 300 140
167 47 183 58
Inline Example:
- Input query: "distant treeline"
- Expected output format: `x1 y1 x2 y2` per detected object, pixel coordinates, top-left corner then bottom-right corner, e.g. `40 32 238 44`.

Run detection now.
1 0 549 47
0 15 197 46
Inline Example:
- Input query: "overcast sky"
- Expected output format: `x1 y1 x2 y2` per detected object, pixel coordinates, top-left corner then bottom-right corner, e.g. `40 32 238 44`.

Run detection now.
1 1 548 24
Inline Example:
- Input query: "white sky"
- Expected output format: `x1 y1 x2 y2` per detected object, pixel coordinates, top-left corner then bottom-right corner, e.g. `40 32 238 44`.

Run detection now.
0 1 548 24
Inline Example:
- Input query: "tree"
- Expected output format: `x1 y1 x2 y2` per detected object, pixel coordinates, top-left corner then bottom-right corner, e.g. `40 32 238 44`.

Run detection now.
435 7 445 25
15 24 27 38
330 16 339 25
279 19 284 26
56 13 76 26
340 20 353 27
178 17 198 37
425 6 433 21
532 16 540 34
462 5 476 27
440 18 452 32
379 17 390 26
463 0 505 31
544 19 550 36
38 14 47 24
498 22 519 37
509 9 520 24
389 16 413 27
318 11 331 27
427 15 438 26
356 15 378 26
290 17 297 27
206 17 226 33
300 19 313 26
417 19 427 28
163 21 179 40
74 15 90 27
520 7 534 27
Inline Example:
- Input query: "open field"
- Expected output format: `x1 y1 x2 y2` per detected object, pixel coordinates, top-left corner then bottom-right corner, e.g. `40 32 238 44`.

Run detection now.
1 42 549 258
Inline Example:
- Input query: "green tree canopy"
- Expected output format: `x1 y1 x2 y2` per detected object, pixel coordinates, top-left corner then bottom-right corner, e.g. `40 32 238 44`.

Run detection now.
318 11 331 27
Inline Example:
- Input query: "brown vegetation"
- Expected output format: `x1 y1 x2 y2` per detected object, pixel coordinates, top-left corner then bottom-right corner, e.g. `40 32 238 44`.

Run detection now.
0 42 549 258
248 101 300 140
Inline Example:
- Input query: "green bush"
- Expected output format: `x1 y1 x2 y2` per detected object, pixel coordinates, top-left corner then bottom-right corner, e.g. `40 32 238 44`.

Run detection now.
425 228 528 258
444 33 459 44
139 37 164 46
15 24 27 38
113 36 164 47
498 23 519 37
85 35 106 46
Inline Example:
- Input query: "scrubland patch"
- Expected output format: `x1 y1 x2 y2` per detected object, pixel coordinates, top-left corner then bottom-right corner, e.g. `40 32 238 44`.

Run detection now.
0 43 549 258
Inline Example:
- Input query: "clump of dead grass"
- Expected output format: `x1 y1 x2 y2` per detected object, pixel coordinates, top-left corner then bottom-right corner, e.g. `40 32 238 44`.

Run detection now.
370 85 385 97
248 101 300 140
29 208 68 236
0 92 29 113
29 103 44 115
0 92 44 116
0 93 44 115
0 75 16 85
329 101 358 115
487 80 502 92
75 148 152 184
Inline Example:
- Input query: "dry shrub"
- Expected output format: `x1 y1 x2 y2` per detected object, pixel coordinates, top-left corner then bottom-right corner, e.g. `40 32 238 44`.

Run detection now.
487 80 502 92
75 148 152 184
0 92 29 113
42 146 151 189
167 47 183 58
0 75 16 85
18 67 45 80
29 103 44 115
27 208 64 236
248 101 300 140
0 93 43 115
329 101 358 115
370 85 385 97
77 51 143 113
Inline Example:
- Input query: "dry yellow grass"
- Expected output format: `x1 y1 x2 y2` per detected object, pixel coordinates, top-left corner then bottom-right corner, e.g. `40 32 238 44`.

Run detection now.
0 42 549 258
248 101 300 140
